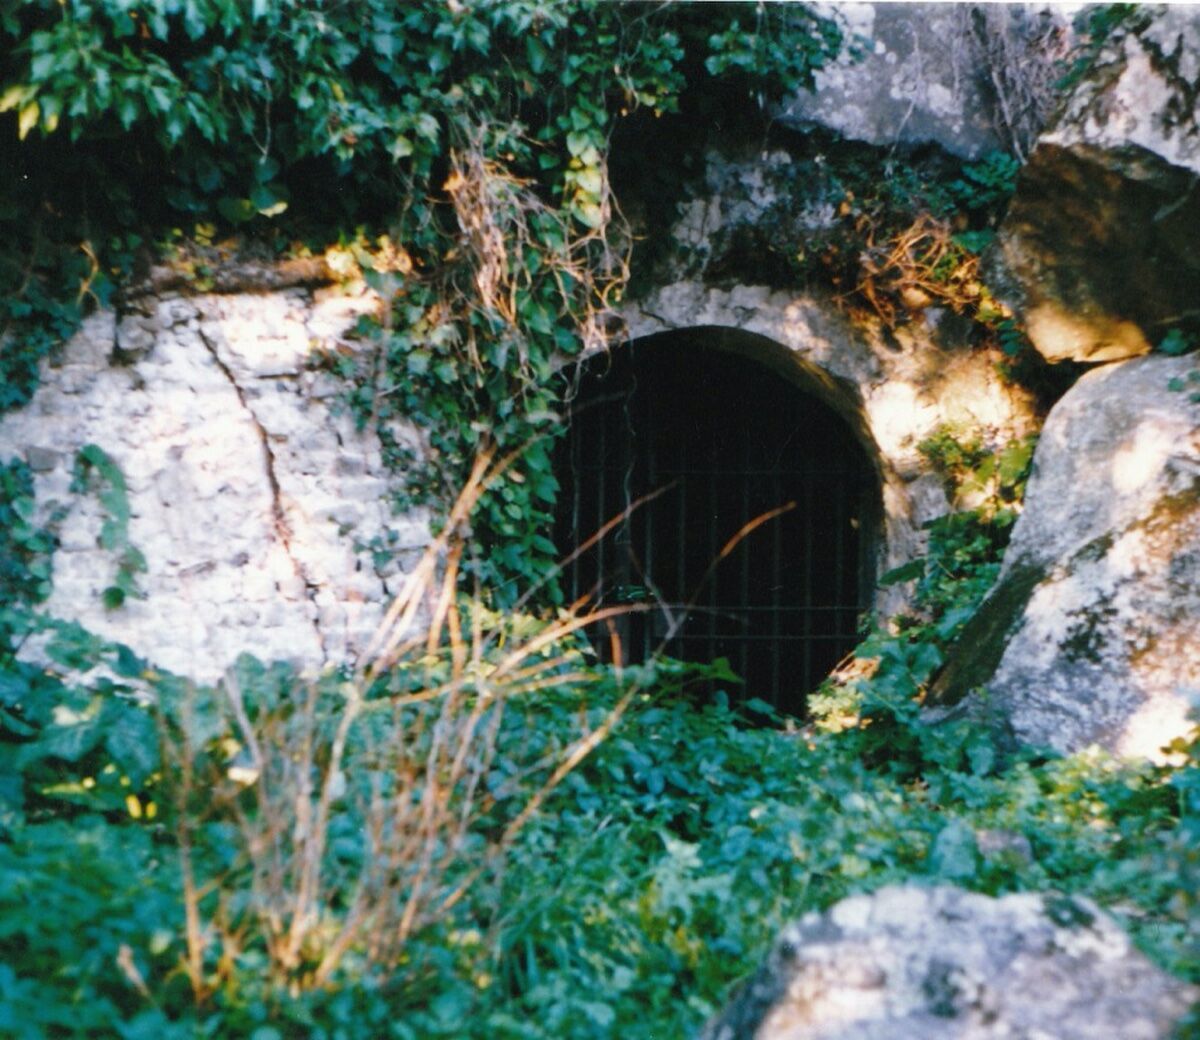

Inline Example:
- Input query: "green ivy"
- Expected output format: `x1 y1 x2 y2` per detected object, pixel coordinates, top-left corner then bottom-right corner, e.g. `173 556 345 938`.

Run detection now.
812 430 1038 777
1 0 845 597
0 459 60 656
1057 3 1144 91
69 444 146 610
2 649 1194 1037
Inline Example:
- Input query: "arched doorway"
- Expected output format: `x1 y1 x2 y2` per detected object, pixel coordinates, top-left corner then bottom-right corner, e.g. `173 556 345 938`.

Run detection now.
554 329 881 716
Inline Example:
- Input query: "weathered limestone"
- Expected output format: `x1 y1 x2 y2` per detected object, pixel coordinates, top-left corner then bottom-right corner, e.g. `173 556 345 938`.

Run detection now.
699 885 1198 1040
997 6 1200 363
0 286 428 681
930 353 1200 760
780 5 1069 160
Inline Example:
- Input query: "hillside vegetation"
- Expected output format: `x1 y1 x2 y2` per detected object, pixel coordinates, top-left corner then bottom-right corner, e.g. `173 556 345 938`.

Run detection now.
0 3 1196 1037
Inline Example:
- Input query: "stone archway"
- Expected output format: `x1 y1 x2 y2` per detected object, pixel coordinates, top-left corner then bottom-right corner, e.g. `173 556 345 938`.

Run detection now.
554 328 883 715
622 282 1043 613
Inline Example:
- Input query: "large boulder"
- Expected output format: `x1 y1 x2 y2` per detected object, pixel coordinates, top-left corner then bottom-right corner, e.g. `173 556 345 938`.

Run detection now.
779 5 1068 160
930 353 1200 760
698 885 1197 1040
997 7 1200 363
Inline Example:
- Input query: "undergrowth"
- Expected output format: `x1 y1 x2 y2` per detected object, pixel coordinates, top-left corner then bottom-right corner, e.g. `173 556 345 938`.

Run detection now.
1 649 1195 1039
1 434 1196 1039
1 6 1196 1037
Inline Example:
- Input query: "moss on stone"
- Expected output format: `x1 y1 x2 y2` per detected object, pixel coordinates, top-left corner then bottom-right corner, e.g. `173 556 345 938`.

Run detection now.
925 560 1046 707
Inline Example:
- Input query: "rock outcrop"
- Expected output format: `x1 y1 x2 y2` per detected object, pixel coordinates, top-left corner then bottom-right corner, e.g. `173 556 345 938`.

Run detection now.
997 7 1200 363
779 5 1068 160
930 353 1200 760
698 885 1198 1040
0 285 427 681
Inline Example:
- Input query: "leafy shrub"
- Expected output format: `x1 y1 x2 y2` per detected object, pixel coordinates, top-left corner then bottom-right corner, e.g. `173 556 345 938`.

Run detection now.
3 629 1197 1038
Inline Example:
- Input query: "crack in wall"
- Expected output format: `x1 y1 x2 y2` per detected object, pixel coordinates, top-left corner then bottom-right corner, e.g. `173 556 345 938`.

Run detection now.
197 325 330 664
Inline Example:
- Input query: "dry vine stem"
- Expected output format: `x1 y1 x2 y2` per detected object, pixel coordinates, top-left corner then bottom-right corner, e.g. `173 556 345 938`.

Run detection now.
440 124 630 381
842 213 982 329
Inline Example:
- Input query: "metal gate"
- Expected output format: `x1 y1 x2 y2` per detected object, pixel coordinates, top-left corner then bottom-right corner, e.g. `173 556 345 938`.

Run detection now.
554 338 876 716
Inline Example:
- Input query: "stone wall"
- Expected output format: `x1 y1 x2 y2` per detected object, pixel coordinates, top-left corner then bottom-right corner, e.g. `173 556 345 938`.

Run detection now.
0 283 428 682
3 264 1037 680
621 142 1041 612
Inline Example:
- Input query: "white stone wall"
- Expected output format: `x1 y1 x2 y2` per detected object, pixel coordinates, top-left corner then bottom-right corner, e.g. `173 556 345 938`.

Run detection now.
1 269 1038 682
0 284 429 682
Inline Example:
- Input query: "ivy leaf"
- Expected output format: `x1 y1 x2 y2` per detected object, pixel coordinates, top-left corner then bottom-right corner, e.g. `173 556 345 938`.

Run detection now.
1158 329 1193 356
572 198 603 229
407 349 431 375
217 196 256 224
29 52 55 81
880 559 924 586
44 623 106 672
28 710 104 764
0 84 27 112
103 703 158 785
112 644 146 679
0 669 29 708
575 166 603 196
250 185 288 218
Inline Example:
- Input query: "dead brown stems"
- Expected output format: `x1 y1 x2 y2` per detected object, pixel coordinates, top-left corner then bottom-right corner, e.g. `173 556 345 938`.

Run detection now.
841 213 982 329
158 441 648 995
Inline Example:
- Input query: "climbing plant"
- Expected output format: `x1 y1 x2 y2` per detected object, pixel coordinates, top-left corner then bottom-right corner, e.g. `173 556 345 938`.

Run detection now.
70 444 147 610
809 428 1038 776
0 0 845 598
0 459 58 655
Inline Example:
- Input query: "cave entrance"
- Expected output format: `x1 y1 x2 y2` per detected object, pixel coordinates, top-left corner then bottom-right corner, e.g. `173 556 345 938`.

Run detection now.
554 329 880 717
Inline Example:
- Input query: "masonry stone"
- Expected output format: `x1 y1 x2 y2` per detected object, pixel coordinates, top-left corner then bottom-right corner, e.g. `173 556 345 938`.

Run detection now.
0 284 428 682
623 278 1040 612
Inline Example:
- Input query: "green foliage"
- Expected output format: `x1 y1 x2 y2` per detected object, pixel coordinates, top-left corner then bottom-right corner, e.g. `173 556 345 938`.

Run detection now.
1159 328 1196 357
0 459 59 653
947 151 1022 218
815 431 1037 778
4 652 1195 1038
1161 330 1200 406
1 8 1196 1036
700 6 842 94
908 429 1035 624
0 432 1189 1034
1059 4 1144 91
70 444 147 609
0 0 844 599
0 619 161 832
